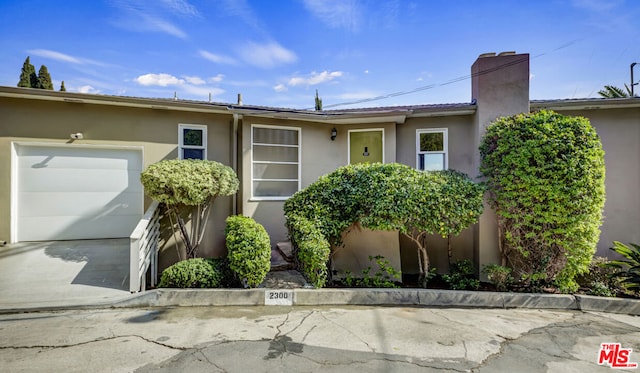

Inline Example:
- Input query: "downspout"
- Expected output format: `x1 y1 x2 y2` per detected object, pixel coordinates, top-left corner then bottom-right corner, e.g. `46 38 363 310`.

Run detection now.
232 113 241 215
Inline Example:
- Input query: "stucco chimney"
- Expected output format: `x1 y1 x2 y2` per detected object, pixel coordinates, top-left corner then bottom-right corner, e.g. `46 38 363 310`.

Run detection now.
471 51 530 278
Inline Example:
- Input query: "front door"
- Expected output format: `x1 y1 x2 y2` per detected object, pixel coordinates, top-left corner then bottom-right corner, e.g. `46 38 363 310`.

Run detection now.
348 129 384 164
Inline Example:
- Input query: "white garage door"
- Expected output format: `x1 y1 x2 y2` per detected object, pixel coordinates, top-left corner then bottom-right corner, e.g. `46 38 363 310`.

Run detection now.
15 144 143 241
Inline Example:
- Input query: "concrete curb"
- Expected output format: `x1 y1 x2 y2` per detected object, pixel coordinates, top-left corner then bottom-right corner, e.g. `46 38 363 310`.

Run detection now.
2 288 639 315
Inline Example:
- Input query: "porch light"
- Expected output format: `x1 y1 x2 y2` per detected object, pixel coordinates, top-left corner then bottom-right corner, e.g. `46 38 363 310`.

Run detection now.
331 127 337 141
363 146 369 156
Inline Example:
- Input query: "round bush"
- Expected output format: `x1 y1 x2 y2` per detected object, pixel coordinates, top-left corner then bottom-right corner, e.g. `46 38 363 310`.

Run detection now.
480 110 606 292
225 215 271 288
158 258 225 288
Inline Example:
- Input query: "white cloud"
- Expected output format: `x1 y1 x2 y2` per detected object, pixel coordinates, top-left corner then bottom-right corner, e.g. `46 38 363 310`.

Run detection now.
135 73 185 86
209 74 225 83
303 0 362 31
288 71 343 86
110 0 191 39
160 0 199 16
273 84 287 92
27 49 106 66
199 50 236 65
184 76 205 85
77 85 100 94
238 41 297 68
364 70 369 74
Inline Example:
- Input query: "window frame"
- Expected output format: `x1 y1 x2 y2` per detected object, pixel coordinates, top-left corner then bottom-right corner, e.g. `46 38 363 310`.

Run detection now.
416 128 448 171
251 124 301 201
178 123 207 160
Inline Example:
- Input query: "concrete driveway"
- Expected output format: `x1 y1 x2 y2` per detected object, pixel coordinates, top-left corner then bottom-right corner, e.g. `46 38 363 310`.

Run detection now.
0 239 132 310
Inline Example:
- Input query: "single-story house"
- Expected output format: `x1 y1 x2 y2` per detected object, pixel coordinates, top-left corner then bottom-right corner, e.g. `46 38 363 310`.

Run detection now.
1 51 639 283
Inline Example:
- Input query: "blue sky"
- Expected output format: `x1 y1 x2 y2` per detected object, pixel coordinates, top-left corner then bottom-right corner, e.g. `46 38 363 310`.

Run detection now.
1 0 639 109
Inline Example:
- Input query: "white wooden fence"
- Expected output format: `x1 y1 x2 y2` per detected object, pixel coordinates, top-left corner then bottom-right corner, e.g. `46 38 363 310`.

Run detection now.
129 201 162 293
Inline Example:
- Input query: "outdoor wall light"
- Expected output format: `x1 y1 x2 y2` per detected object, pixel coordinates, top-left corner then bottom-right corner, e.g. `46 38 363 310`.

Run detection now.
330 127 337 141
70 132 84 140
363 146 369 156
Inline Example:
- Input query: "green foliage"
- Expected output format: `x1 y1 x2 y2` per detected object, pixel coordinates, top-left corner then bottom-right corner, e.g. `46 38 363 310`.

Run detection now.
158 258 226 288
576 256 623 297
141 159 238 206
597 84 632 98
480 110 606 293
482 264 513 292
442 259 480 290
341 255 401 288
284 163 484 288
37 65 53 90
607 242 640 292
141 159 239 259
17 56 37 88
285 214 330 288
225 215 271 288
314 89 322 111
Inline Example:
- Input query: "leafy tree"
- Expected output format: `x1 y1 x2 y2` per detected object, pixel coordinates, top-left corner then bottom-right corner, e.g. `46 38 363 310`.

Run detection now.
284 163 484 287
140 159 239 259
480 110 606 292
37 65 53 90
597 84 632 98
60 81 66 92
17 56 37 88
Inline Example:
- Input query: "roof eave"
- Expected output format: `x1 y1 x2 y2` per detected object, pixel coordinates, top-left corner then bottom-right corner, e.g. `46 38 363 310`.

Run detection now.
531 98 640 111
0 86 230 114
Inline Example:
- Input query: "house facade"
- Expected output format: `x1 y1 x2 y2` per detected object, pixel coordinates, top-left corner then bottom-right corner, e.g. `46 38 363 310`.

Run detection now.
1 51 639 276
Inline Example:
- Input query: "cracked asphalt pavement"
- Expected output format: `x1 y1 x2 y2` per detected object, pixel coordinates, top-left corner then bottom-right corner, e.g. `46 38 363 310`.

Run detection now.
0 306 638 372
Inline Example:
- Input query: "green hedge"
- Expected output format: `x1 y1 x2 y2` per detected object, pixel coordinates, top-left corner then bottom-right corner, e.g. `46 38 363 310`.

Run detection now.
158 258 226 288
225 215 271 288
284 163 484 287
480 110 606 292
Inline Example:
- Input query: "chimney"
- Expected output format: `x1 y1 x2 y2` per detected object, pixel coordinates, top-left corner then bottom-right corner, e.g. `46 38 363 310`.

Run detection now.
471 51 530 279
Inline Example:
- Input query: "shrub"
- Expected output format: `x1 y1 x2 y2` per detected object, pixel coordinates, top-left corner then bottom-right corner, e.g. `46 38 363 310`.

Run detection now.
158 258 226 288
286 214 330 288
442 259 480 290
480 110 606 293
607 242 640 293
141 159 239 259
341 255 401 288
576 256 623 297
482 264 514 292
225 215 271 288
284 163 483 288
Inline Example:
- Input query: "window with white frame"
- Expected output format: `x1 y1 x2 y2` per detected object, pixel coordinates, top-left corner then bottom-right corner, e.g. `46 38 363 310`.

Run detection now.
178 124 207 160
416 129 448 171
251 124 301 200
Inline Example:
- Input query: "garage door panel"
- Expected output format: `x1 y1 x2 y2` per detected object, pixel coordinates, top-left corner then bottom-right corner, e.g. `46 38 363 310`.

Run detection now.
16 144 143 241
19 192 143 217
19 169 143 193
18 147 141 171
18 215 141 241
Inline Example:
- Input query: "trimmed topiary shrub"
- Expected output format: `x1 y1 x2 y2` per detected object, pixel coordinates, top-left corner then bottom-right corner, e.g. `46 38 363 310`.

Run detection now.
284 163 484 288
158 258 226 288
225 215 271 288
141 159 239 259
480 110 606 293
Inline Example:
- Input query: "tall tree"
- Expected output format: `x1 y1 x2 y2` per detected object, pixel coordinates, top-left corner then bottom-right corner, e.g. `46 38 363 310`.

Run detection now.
315 89 323 111
37 65 54 90
17 56 37 88
598 84 632 98
59 81 66 92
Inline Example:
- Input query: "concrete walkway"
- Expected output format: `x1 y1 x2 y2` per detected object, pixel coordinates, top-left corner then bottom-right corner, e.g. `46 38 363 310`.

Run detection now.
0 239 639 317
0 239 132 310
